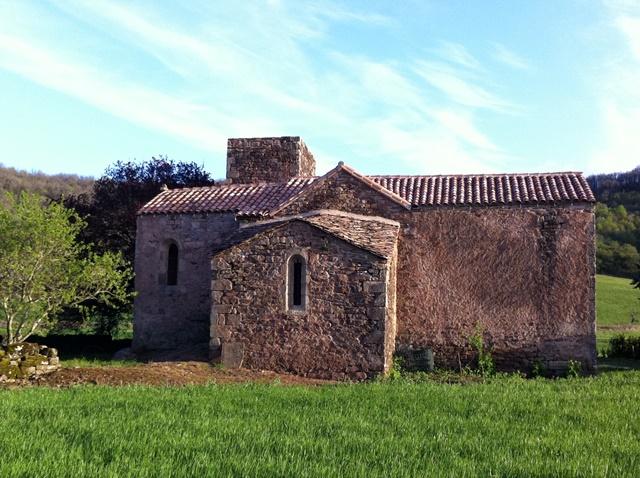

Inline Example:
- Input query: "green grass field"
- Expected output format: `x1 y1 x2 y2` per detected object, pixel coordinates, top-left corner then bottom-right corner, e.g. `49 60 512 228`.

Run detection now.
596 274 640 326
2 374 640 477
596 274 640 352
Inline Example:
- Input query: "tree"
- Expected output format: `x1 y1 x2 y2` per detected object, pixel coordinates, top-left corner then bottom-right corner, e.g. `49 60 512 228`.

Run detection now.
0 192 133 345
66 156 215 263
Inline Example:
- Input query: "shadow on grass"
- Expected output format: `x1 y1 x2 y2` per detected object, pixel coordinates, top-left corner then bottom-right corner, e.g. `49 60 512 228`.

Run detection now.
598 357 640 373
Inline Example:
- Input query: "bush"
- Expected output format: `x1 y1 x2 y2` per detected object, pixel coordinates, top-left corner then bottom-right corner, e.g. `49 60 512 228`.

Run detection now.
608 334 640 359
468 325 495 377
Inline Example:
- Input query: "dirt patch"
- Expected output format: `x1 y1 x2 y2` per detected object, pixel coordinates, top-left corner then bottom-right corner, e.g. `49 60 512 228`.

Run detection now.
5 362 333 388
598 324 640 333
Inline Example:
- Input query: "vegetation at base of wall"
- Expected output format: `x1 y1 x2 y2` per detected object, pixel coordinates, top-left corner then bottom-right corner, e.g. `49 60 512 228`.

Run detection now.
467 324 495 377
1 373 640 477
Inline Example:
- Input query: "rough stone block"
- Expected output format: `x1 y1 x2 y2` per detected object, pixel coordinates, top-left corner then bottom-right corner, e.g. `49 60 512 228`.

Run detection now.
212 279 233 291
222 342 244 368
364 281 386 293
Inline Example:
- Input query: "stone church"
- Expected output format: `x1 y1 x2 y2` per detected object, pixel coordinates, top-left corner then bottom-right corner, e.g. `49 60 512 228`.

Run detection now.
133 136 596 379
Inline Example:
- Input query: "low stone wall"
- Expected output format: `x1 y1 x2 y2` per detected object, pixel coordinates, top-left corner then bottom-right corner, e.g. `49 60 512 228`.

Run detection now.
0 343 60 383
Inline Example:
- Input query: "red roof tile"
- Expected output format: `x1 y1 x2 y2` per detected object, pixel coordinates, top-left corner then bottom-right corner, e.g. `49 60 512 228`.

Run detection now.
139 169 595 216
139 178 315 216
369 172 595 206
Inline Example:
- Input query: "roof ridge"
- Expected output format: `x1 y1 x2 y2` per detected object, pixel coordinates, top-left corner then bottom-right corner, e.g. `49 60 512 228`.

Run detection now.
270 162 411 215
368 171 585 178
239 209 401 230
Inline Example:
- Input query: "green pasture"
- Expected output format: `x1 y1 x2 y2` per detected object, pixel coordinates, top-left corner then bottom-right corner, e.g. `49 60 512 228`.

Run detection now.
2 373 640 478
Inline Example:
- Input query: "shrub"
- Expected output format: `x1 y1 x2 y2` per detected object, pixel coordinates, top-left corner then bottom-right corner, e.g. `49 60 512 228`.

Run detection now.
531 360 546 378
468 325 495 377
608 334 640 359
567 359 582 378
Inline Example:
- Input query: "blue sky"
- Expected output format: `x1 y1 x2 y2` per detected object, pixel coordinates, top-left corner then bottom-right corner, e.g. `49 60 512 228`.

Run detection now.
0 0 639 178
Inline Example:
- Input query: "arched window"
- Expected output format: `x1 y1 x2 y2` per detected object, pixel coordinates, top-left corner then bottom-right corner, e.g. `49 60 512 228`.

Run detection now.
287 254 306 310
167 243 179 286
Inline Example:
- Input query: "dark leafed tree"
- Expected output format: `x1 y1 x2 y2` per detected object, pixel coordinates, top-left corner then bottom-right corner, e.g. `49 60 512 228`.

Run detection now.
67 156 215 263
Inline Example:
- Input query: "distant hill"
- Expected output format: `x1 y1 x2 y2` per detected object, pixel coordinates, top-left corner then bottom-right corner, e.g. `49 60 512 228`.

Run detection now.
587 166 640 278
588 167 640 213
0 164 94 200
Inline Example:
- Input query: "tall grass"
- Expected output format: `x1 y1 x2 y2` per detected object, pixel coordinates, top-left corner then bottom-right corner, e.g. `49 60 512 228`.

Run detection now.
2 373 640 477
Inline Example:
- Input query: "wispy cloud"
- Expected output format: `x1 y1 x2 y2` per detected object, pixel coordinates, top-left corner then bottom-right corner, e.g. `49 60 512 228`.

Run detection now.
0 0 520 175
588 2 640 173
414 61 514 113
437 41 482 70
0 32 228 151
491 43 531 71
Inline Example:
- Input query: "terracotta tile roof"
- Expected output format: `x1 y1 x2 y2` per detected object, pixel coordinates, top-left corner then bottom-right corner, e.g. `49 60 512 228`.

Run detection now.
369 172 596 206
139 178 315 216
213 210 400 259
139 168 595 216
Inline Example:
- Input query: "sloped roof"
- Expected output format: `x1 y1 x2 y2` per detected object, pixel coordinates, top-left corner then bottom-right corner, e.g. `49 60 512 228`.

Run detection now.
370 172 595 206
139 167 595 216
139 178 315 216
213 210 399 259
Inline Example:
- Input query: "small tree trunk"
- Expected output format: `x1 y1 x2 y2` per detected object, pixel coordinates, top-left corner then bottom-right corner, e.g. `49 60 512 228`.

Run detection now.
6 314 14 346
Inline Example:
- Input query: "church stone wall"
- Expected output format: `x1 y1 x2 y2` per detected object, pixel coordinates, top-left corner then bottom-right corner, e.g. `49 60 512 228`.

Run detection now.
274 173 596 374
395 205 596 374
133 212 238 353
210 221 395 380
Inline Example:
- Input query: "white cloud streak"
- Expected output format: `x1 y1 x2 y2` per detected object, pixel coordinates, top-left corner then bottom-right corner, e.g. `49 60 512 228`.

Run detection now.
491 43 531 71
588 2 640 173
0 0 520 174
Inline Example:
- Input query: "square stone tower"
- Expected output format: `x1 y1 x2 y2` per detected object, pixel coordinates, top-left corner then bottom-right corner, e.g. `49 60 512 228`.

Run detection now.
226 136 316 184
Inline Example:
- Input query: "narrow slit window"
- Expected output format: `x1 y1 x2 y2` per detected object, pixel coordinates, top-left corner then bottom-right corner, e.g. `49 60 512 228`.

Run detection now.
167 243 178 286
293 261 302 306
288 255 306 310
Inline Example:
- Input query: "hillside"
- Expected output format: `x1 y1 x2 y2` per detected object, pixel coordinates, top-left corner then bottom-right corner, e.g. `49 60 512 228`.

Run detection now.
588 166 640 213
588 167 640 278
0 163 94 200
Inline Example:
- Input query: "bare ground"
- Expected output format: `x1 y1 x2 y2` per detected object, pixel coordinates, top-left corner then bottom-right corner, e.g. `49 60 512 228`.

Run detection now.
7 362 333 388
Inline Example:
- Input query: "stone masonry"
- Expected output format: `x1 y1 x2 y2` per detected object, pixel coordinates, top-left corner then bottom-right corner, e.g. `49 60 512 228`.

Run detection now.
226 136 316 184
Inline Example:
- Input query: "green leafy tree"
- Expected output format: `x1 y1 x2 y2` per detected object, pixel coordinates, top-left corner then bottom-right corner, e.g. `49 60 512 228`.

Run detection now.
595 203 640 278
0 192 133 345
